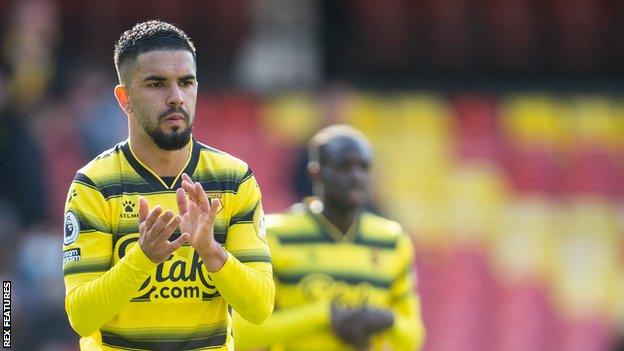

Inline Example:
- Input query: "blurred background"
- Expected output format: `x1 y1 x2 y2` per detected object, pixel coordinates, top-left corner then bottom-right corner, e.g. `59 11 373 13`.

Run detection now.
0 0 623 350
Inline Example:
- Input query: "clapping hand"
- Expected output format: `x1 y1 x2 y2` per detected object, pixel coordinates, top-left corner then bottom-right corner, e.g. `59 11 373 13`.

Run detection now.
137 197 189 263
177 173 227 272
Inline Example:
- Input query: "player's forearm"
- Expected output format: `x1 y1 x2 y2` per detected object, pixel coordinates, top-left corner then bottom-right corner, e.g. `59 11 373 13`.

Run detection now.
388 308 426 351
233 300 330 350
64 244 156 336
209 252 275 324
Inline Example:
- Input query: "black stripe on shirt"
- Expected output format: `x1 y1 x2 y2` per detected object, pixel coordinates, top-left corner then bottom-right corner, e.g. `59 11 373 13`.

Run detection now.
101 330 227 351
275 271 393 289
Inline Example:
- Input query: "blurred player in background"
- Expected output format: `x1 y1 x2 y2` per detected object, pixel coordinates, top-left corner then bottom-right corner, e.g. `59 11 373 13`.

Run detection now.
234 124 425 350
62 20 274 350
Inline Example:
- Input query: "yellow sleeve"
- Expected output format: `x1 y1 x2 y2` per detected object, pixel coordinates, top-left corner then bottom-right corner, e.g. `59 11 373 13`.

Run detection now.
209 169 275 324
233 300 331 351
63 173 157 337
385 234 426 350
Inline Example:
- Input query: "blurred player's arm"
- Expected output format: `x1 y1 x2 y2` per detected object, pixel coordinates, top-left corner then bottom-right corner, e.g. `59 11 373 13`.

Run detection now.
233 299 332 350
233 225 333 351
209 170 274 324
385 233 426 350
63 174 157 337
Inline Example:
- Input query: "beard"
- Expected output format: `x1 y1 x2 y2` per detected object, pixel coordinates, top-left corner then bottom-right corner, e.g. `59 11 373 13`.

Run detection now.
148 126 192 150
141 107 193 150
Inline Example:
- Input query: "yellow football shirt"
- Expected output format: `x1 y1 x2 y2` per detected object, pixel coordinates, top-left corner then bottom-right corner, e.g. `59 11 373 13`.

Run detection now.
234 198 425 351
63 138 274 351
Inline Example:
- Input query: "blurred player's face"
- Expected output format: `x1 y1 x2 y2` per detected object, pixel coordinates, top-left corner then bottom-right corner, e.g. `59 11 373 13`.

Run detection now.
124 50 197 150
319 138 372 210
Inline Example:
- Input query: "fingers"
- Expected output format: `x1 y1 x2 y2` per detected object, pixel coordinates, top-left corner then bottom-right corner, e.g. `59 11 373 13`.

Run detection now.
358 307 394 335
168 232 190 251
176 188 188 215
331 305 384 349
138 190 197 261
182 173 193 184
138 197 149 223
181 180 199 204
157 213 181 241
209 198 220 218
142 205 163 233
194 182 210 212
138 206 174 263
149 210 174 239
181 174 213 213
331 307 370 349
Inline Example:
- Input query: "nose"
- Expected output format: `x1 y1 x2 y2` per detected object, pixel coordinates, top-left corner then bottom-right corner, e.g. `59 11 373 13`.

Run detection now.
350 165 368 184
166 84 184 107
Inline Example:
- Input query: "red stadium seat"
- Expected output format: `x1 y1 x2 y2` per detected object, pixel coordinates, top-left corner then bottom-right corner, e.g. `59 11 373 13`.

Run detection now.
490 282 558 351
556 316 614 351
193 93 297 212
452 94 503 163
422 246 497 351
503 146 565 196
565 144 621 198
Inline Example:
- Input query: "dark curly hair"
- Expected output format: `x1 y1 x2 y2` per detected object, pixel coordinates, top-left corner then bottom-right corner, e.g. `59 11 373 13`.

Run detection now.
113 20 196 82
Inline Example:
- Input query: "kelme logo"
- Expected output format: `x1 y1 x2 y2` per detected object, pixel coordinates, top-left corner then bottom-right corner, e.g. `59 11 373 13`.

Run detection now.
120 200 138 219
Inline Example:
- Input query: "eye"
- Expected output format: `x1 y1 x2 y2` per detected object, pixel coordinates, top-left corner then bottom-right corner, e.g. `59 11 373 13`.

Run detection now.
147 81 164 87
337 163 351 171
180 80 195 87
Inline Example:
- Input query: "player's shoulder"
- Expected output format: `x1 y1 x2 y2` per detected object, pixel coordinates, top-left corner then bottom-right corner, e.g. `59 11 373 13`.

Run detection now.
360 211 405 238
195 140 251 180
357 212 410 251
75 142 125 186
265 204 313 234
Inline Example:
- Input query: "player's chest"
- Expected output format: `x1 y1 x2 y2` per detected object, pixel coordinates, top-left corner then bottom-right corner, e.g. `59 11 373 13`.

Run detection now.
108 193 222 303
277 242 398 273
109 192 227 235
274 243 401 307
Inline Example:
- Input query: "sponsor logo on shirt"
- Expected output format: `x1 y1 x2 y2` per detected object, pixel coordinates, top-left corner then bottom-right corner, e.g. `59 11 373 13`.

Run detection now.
63 248 81 264
299 273 377 307
120 200 139 219
117 236 218 302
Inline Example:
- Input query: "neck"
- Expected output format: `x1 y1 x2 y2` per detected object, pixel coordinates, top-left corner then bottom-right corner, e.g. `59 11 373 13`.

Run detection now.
321 200 360 234
129 129 191 177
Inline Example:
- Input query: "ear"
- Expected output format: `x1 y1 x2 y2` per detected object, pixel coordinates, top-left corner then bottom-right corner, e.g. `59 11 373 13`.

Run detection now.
114 84 132 114
307 161 321 183
308 161 324 197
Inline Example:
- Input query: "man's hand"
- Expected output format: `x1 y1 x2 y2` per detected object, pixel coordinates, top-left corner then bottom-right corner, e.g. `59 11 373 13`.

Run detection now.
137 197 189 263
360 306 394 335
177 173 227 272
330 304 395 350
331 304 370 350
